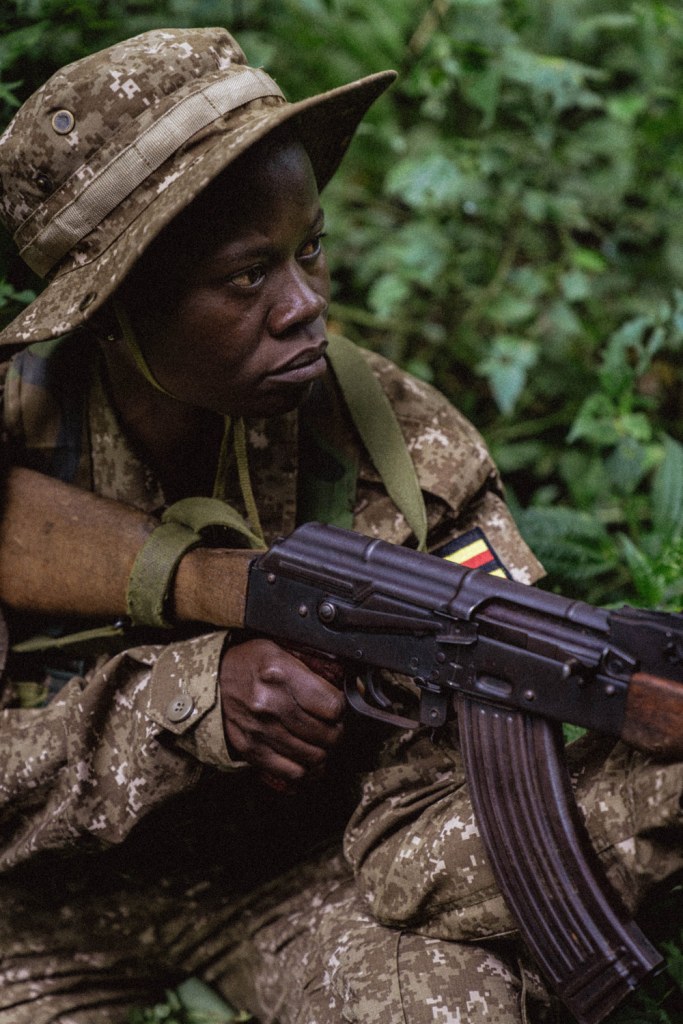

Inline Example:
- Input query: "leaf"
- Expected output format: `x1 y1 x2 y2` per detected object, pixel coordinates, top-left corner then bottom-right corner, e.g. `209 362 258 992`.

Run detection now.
385 153 467 212
560 269 591 303
619 535 662 608
460 64 501 126
477 335 538 415
404 357 434 383
651 434 683 542
568 394 620 446
598 315 652 399
500 46 605 113
367 274 410 320
176 978 250 1023
571 247 607 273
605 436 651 495
514 506 618 587
486 293 536 326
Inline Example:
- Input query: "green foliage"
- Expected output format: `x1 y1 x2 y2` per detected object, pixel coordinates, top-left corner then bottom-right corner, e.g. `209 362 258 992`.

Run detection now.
606 883 683 1024
513 295 683 604
128 978 251 1024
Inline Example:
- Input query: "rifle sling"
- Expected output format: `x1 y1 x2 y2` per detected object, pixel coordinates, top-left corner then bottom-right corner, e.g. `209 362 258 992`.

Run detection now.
457 695 662 1024
326 334 428 551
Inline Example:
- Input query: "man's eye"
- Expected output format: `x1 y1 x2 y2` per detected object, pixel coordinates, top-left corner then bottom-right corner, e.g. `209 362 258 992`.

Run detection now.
228 265 265 289
299 233 326 260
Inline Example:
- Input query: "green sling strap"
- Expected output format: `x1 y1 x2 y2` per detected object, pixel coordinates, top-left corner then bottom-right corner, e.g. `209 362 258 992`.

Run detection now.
126 497 265 628
326 334 428 551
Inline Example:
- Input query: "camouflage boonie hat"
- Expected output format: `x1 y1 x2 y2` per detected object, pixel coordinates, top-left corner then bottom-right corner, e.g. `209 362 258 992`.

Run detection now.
0 27 396 346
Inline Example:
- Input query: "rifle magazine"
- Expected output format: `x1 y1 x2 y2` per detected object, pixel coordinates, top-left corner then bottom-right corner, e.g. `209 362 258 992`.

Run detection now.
457 696 662 1024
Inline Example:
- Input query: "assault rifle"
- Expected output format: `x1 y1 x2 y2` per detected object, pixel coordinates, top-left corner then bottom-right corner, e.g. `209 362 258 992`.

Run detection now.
2 469 681 1023
243 521 683 1024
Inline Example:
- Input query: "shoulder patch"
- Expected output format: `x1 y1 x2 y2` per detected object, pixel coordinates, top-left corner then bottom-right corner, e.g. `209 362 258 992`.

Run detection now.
434 527 511 579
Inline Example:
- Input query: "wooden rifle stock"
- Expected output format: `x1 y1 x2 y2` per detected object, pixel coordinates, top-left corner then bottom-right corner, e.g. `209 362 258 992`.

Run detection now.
0 467 252 627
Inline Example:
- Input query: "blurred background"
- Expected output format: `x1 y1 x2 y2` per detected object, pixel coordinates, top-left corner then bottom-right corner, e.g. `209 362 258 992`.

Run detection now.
2 0 683 609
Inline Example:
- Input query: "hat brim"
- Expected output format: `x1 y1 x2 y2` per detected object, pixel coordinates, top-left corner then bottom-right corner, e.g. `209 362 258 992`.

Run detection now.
0 70 396 347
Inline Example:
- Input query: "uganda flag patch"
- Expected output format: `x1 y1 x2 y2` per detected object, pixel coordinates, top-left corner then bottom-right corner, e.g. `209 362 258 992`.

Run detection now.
434 527 511 579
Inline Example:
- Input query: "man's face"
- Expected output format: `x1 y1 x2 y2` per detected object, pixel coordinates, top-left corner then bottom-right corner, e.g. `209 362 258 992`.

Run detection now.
128 138 331 419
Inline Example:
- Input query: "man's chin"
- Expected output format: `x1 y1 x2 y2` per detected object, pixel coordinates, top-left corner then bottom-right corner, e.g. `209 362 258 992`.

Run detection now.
224 380 316 421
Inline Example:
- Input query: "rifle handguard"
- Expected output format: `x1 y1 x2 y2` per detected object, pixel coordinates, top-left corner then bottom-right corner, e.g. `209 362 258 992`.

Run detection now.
457 696 662 1024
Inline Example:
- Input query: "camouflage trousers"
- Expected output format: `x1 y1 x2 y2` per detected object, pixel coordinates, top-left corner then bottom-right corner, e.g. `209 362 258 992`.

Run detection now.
0 731 681 1024
0 848 556 1024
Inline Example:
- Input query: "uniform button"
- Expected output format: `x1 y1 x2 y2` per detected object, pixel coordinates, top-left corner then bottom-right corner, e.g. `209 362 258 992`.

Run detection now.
51 109 75 134
166 693 195 723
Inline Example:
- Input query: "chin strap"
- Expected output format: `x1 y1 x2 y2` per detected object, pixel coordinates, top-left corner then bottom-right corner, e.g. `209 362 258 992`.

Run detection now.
113 297 176 399
213 416 265 545
112 298 265 550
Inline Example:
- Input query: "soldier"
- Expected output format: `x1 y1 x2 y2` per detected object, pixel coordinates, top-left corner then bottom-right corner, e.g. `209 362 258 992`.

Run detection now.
0 25 680 1024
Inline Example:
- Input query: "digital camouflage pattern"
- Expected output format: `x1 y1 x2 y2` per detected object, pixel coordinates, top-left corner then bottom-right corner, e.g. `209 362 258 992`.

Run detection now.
344 726 683 941
0 332 554 1023
0 28 395 347
2 22 680 1024
1 333 682 1023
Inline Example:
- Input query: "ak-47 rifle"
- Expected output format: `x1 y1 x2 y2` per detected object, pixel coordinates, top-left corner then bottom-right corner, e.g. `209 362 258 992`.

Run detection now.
1 471 682 1024
242 522 683 1024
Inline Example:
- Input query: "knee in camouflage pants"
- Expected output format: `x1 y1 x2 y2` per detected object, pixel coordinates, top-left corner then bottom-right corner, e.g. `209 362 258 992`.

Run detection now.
0 729 681 1024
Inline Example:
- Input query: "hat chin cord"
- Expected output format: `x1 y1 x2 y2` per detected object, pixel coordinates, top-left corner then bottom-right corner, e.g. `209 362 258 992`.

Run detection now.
111 297 265 547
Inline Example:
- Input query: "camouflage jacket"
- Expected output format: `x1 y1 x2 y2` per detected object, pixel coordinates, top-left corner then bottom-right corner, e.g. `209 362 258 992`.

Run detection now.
0 332 542 875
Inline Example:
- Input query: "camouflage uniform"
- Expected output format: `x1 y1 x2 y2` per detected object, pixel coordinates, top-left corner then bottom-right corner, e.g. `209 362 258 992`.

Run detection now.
1 335 682 1024
0 331 558 1024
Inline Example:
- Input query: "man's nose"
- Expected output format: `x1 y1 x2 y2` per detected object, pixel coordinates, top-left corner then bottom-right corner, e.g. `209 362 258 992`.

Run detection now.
268 264 327 336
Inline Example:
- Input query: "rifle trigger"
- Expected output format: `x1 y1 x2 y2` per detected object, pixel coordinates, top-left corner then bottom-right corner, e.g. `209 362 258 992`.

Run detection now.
364 669 393 709
343 674 418 730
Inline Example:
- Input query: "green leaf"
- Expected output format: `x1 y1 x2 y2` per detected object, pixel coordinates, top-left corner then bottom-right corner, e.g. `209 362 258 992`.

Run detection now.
180 979 251 1022
568 393 620 446
477 335 538 415
651 434 683 542
461 65 501 126
515 506 618 587
404 357 435 383
500 47 605 113
486 293 536 326
385 153 467 212
605 437 650 495
560 268 591 303
367 274 410 320
571 247 607 273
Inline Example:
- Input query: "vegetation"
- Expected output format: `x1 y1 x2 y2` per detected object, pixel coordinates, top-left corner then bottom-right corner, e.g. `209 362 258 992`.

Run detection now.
1 1 682 1021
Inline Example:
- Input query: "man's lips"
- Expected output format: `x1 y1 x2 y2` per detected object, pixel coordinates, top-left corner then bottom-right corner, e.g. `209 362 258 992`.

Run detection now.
266 340 328 383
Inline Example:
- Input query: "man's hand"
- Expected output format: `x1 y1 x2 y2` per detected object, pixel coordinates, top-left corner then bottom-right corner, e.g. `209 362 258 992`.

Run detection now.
219 638 346 787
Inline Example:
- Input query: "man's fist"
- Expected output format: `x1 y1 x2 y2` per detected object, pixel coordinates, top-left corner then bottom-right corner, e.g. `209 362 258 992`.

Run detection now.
219 638 346 786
